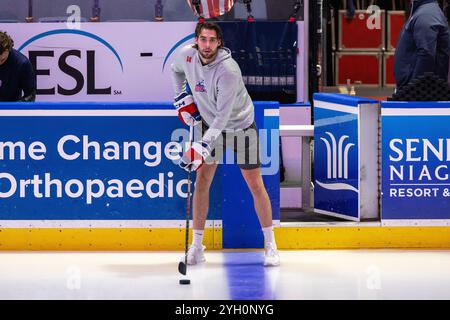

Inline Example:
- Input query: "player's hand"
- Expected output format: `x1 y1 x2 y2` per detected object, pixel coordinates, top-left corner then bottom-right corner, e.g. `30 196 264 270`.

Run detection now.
174 92 202 126
179 141 211 172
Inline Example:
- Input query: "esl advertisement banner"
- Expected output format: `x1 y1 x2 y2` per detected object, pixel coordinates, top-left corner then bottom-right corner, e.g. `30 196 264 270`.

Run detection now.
381 101 450 225
313 94 360 221
0 22 197 102
0 21 306 103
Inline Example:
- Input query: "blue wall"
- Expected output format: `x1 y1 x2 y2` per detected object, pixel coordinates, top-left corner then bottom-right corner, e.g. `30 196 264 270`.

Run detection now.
0 101 279 248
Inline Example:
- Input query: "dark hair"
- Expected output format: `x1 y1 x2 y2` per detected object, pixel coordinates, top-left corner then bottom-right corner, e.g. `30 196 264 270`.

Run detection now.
445 0 450 26
194 22 225 49
0 31 14 54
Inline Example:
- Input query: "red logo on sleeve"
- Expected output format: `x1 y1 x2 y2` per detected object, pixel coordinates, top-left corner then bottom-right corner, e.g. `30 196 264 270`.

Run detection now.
186 56 192 63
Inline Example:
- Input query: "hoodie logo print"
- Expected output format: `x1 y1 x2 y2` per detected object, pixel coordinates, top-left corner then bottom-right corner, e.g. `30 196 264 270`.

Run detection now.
195 80 207 93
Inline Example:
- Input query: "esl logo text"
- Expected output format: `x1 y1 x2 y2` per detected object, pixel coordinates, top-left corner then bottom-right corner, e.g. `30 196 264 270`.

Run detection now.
19 29 124 97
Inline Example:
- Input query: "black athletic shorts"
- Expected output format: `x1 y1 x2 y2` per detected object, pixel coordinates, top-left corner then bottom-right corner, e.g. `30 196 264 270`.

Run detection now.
199 120 261 170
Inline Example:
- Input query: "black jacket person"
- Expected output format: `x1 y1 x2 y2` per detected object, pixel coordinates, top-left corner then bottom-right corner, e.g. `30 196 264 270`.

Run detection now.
0 31 36 102
394 0 450 89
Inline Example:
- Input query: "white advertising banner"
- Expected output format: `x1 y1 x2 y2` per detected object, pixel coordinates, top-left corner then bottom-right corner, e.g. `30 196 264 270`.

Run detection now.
1 22 197 101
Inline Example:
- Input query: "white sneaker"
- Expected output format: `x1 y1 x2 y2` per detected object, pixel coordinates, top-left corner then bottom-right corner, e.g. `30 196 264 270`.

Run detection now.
264 243 280 267
184 244 206 265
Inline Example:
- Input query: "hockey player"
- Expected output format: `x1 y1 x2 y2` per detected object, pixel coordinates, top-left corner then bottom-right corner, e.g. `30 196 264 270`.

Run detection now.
171 22 280 267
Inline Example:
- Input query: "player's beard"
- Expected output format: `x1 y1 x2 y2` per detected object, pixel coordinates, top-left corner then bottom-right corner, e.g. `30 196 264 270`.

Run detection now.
199 47 218 62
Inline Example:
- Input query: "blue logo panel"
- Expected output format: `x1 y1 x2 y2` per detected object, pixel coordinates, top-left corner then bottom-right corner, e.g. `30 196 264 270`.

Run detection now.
314 107 359 219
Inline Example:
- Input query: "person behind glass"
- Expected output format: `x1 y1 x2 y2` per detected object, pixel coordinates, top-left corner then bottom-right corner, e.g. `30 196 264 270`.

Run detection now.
394 0 450 89
0 31 36 102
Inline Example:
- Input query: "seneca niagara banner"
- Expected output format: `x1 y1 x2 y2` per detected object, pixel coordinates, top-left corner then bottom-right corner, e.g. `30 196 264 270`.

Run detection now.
0 22 197 102
381 101 450 225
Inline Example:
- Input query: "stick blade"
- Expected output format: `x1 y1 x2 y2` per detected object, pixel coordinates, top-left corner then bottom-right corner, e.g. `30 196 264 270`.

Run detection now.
178 261 187 275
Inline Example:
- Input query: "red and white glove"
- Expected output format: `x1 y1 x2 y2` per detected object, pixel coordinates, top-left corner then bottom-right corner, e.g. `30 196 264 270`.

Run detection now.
174 92 202 126
178 141 212 172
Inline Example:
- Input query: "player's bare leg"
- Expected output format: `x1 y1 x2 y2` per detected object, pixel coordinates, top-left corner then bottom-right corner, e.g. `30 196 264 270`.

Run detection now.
193 163 218 230
240 167 272 227
241 167 280 266
185 162 218 265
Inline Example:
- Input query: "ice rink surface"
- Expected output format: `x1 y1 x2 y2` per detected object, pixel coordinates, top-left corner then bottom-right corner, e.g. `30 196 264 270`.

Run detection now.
1 249 450 300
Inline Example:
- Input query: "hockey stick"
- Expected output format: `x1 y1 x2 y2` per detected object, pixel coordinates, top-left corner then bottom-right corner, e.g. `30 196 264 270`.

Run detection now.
178 125 194 276
154 0 163 21
90 0 100 22
26 0 33 22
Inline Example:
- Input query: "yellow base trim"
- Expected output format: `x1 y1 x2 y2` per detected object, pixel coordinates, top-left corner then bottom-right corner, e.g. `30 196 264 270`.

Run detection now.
1 226 450 250
0 228 222 251
275 226 450 249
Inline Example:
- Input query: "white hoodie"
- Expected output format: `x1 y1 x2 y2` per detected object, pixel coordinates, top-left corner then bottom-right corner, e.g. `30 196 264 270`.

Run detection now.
171 45 254 145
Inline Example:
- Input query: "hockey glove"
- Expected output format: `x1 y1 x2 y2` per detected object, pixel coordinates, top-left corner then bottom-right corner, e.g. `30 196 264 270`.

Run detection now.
174 92 202 126
179 141 211 172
